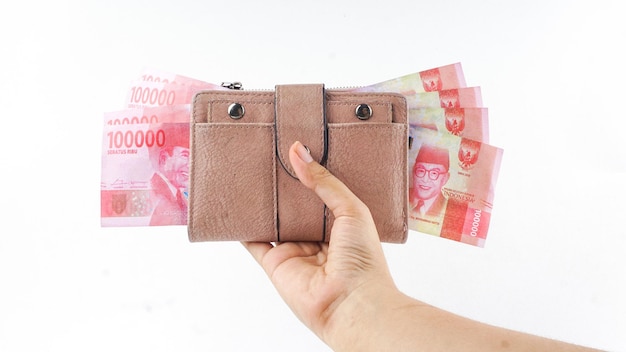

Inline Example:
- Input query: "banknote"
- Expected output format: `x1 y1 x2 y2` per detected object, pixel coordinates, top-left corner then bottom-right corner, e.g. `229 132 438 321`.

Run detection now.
136 67 212 86
101 114 190 226
103 71 216 226
410 107 489 143
352 62 466 95
104 105 192 126
406 87 482 109
125 80 223 109
408 127 502 247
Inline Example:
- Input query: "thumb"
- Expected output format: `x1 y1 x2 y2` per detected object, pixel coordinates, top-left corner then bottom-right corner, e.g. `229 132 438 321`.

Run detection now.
288 141 372 223
288 143 391 277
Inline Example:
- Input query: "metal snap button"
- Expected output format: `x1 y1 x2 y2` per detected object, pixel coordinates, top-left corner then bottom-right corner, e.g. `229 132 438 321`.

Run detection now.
355 103 372 120
228 103 245 119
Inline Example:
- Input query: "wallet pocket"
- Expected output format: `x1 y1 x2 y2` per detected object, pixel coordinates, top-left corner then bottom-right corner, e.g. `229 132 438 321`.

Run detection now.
326 122 408 243
188 123 277 241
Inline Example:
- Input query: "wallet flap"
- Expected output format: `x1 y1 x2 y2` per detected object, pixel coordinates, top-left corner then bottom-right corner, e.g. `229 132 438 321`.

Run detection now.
275 84 326 178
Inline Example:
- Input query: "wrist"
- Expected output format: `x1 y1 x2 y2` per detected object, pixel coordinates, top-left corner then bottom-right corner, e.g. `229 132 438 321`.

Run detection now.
322 279 413 352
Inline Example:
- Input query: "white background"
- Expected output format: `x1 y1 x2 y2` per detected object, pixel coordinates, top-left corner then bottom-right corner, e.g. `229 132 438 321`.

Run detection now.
1 0 624 351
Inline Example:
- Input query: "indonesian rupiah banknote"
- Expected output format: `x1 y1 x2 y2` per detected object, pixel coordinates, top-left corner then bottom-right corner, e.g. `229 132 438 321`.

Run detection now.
408 127 502 247
101 73 222 226
407 87 482 109
410 107 489 143
353 62 466 94
101 106 193 226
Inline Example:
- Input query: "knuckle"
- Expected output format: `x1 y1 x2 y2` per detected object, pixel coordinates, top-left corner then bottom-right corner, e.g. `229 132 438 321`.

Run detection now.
310 163 333 181
350 201 372 220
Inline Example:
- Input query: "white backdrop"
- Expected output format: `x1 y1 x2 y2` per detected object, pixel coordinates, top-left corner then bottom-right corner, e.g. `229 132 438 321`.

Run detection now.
1 0 624 351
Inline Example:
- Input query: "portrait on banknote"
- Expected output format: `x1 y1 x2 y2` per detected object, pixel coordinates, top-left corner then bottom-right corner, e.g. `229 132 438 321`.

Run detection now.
409 143 451 225
147 123 189 225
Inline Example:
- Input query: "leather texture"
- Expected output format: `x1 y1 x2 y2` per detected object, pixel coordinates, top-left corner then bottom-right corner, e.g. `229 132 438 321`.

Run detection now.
188 84 408 243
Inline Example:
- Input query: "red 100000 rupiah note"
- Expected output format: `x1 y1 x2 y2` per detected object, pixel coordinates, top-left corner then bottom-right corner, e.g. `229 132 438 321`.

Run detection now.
410 107 489 143
408 127 503 247
353 62 466 94
101 107 192 226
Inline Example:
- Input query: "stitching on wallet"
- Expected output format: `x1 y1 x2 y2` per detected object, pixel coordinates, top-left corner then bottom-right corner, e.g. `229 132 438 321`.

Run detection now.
317 87 328 177
326 124 405 130
327 102 387 106
328 93 402 99
271 126 278 242
192 95 201 123
197 92 274 99
212 100 273 105
194 124 274 129
274 87 289 175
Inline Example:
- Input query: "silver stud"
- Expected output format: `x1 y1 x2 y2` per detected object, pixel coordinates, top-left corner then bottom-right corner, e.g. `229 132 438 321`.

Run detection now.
228 103 245 119
355 103 372 120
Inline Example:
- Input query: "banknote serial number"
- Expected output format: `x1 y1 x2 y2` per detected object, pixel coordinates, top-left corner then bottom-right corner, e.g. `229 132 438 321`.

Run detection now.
107 129 165 149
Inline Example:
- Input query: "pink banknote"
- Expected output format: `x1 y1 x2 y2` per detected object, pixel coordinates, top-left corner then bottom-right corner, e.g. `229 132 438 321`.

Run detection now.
136 67 212 86
101 106 191 226
125 80 223 109
408 127 503 247
406 87 482 109
353 63 466 95
103 69 213 226
103 105 192 126
410 107 489 143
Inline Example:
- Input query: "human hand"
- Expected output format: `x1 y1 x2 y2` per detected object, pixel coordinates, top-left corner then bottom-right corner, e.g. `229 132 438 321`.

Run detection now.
243 142 601 352
242 141 400 347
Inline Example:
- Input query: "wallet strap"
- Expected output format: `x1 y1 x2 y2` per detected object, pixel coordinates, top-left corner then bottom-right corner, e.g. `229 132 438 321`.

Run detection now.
274 84 327 241
275 84 326 178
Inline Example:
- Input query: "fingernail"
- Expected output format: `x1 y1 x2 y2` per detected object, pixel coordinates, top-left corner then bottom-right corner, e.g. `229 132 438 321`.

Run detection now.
295 141 313 163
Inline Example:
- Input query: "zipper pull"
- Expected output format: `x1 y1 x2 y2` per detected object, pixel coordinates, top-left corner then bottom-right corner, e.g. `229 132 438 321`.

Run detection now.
221 82 243 90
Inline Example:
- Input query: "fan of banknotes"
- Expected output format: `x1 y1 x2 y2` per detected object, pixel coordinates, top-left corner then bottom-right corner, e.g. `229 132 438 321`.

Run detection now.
101 63 503 247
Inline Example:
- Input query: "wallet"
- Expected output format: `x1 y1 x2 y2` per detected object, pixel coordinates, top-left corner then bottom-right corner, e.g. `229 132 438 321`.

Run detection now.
188 84 408 243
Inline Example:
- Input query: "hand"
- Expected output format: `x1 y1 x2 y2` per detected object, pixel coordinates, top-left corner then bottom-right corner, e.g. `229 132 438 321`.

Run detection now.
242 141 399 346
243 141 599 352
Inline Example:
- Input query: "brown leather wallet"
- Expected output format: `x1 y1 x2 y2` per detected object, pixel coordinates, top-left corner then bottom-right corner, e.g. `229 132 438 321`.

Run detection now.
188 84 408 243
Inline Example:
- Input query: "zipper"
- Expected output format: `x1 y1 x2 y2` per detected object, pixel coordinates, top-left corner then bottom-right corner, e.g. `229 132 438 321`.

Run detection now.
218 81 409 144
221 82 362 91
221 82 244 90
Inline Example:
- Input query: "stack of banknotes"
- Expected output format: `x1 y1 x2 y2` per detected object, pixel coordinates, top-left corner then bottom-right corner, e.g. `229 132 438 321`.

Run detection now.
101 63 503 247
